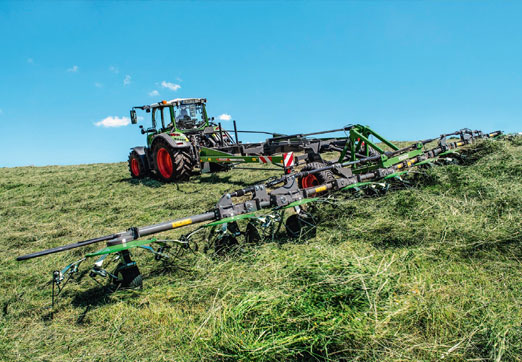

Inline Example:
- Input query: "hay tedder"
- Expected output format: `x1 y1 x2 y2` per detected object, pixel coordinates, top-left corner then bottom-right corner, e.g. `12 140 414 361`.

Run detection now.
17 123 502 304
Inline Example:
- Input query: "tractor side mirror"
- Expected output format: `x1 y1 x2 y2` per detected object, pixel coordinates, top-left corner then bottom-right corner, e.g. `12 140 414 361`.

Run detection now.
130 110 138 124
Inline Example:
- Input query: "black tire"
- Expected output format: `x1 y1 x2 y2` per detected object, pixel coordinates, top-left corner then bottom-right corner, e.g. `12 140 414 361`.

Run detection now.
114 264 143 289
298 162 335 188
285 213 317 239
127 274 143 289
128 150 149 179
213 235 239 255
245 221 261 244
152 138 193 182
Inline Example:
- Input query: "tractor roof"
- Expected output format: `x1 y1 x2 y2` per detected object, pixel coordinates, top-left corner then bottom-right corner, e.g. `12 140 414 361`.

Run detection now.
133 98 207 111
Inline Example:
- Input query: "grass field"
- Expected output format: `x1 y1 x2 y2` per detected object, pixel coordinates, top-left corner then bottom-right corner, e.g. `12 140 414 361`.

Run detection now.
1 136 521 361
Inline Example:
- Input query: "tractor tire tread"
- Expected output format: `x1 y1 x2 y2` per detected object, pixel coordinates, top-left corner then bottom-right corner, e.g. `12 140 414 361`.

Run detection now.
152 138 193 182
128 150 149 179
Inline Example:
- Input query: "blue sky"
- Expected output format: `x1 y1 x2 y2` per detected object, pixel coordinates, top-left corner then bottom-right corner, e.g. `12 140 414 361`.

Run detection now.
0 1 520 167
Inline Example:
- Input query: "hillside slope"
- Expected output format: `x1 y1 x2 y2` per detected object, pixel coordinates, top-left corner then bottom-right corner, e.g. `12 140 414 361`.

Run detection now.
0 137 521 361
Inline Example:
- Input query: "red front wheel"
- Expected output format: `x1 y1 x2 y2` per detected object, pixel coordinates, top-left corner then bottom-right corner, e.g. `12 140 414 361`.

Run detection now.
128 150 148 179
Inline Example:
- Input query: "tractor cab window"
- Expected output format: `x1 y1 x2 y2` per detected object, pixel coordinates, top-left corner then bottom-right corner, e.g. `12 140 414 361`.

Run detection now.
175 103 205 129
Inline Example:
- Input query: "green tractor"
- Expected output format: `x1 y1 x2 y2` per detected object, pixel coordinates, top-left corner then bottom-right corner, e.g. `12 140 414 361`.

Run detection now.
128 98 234 182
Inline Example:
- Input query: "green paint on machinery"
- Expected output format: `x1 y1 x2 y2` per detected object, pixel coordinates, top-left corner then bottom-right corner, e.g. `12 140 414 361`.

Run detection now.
205 213 260 227
16 125 504 306
281 198 319 209
86 238 159 257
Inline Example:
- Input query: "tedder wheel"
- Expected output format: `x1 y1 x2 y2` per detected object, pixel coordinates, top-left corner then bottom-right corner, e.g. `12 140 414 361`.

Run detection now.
128 150 149 179
285 213 317 239
152 138 193 182
298 162 335 188
214 235 239 255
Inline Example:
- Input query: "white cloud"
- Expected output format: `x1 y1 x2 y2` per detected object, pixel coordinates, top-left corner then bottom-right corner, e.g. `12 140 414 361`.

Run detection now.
218 113 232 121
94 82 103 88
67 65 79 72
94 116 130 128
149 90 159 97
109 66 119 74
27 58 34 64
161 81 181 91
123 75 131 86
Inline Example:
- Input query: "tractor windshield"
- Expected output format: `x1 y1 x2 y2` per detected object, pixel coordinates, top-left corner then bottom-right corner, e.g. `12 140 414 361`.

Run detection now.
175 103 206 129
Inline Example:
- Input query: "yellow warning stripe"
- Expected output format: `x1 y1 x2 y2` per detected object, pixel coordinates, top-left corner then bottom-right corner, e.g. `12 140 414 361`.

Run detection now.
315 185 327 193
172 218 192 229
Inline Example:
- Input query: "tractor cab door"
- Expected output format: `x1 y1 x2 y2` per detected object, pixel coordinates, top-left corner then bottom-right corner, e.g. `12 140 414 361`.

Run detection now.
153 106 175 132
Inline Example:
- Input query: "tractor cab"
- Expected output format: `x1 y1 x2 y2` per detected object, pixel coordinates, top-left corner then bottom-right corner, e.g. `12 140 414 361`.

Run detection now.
130 98 209 136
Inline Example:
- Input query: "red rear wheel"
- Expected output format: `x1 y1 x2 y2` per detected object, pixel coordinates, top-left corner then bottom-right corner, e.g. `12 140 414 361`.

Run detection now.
156 148 173 179
130 158 140 177
301 174 319 188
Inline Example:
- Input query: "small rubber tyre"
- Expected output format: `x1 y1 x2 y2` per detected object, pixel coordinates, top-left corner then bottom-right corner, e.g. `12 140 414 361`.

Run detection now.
128 150 148 179
126 274 143 289
152 138 193 182
298 162 334 188
285 213 317 239
214 235 239 255
245 221 261 244
114 264 143 289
